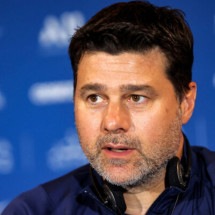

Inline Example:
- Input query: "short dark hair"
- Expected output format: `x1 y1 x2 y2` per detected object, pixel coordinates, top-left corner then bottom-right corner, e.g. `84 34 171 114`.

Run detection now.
69 1 193 101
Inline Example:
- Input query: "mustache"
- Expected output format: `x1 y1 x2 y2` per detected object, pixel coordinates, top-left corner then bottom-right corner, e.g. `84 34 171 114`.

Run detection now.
96 133 142 149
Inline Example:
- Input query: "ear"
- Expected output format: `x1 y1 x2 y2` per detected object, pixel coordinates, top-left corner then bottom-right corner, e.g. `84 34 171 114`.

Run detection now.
180 82 197 124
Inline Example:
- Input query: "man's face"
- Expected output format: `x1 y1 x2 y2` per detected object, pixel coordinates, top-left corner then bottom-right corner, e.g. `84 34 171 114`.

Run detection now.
74 48 185 187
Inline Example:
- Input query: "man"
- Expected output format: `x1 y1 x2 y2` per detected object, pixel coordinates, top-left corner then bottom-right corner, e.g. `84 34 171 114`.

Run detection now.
3 1 215 214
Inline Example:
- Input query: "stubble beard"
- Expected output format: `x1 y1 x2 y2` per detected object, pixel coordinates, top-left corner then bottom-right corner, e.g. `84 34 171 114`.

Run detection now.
78 112 182 189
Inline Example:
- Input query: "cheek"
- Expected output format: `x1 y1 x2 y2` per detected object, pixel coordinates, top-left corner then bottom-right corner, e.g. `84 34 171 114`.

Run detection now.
132 108 174 137
75 108 101 141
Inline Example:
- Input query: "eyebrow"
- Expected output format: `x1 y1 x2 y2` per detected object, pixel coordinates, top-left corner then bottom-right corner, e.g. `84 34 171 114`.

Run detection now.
120 84 154 92
79 83 157 97
80 83 107 91
79 83 107 97
120 84 158 97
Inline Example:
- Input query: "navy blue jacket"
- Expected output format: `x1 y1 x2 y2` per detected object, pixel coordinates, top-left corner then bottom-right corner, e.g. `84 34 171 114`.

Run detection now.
2 145 215 215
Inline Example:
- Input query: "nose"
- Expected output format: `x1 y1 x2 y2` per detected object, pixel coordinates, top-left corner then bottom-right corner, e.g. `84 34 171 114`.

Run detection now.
101 101 131 134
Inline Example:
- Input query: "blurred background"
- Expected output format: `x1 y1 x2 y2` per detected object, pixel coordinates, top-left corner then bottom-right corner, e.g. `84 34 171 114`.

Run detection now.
0 0 215 212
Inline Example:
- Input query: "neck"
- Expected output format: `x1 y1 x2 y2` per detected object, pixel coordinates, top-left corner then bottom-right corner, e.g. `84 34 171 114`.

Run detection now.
124 169 166 215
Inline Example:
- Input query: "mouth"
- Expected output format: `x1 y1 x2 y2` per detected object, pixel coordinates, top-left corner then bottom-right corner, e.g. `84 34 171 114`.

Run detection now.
106 147 130 152
101 144 135 157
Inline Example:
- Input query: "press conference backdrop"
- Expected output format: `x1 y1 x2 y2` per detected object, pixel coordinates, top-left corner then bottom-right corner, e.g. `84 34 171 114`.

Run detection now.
0 0 215 212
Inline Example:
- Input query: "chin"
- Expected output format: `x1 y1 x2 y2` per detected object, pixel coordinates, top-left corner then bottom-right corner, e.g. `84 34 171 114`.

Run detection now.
101 169 142 187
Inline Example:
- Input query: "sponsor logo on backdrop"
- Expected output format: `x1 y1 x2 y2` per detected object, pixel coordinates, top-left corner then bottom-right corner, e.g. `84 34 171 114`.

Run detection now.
0 91 6 110
0 200 9 214
28 80 73 105
0 139 14 174
47 129 87 171
213 73 215 88
39 11 85 48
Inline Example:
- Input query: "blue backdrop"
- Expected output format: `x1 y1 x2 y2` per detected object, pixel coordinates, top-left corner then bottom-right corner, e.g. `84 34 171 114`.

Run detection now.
0 0 215 212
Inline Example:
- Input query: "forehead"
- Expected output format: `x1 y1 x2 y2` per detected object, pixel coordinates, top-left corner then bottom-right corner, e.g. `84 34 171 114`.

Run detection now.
76 48 170 88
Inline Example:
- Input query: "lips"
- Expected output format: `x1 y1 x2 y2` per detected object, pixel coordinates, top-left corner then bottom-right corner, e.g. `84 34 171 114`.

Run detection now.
108 148 128 152
102 143 132 150
101 143 135 157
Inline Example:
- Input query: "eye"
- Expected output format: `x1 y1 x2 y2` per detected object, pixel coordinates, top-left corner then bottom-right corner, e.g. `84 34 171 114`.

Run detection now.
87 94 104 104
129 95 146 104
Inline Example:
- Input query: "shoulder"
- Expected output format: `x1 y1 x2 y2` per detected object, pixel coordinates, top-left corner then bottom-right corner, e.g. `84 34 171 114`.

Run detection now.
191 146 215 167
2 164 91 215
180 146 215 213
42 164 91 201
42 163 91 192
191 146 215 185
